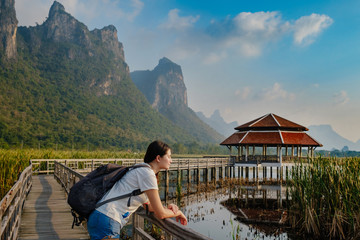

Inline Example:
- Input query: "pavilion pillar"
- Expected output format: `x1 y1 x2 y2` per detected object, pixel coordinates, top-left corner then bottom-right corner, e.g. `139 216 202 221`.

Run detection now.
299 146 302 158
279 146 283 181
237 146 240 162
311 147 314 158
240 146 243 161
312 147 314 158
252 145 255 163
245 146 248 162
262 145 266 161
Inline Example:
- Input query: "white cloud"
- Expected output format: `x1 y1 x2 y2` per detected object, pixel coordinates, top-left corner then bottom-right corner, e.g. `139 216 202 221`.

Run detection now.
233 11 286 36
235 87 251 100
258 82 295 101
293 13 333 45
126 0 144 21
203 51 227 65
221 11 288 57
201 11 332 61
160 9 199 31
333 90 349 106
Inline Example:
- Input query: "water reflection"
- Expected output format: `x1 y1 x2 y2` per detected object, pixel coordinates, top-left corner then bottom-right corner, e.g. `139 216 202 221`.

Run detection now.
157 170 291 240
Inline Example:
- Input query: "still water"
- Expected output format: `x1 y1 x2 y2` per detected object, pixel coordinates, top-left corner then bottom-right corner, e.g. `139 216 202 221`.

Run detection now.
157 168 292 240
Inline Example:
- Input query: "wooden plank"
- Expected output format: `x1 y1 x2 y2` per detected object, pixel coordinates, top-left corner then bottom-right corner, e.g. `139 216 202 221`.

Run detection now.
18 175 89 240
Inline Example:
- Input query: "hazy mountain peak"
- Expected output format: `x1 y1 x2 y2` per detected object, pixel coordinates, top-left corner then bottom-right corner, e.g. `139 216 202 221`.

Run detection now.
210 109 223 122
308 124 360 151
196 109 238 137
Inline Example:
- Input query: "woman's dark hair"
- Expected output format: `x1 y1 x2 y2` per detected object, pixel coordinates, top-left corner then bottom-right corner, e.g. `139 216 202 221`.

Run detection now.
144 140 171 163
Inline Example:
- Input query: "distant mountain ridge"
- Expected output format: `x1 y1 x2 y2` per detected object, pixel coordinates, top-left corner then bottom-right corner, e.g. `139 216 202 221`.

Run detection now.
131 58 224 143
196 110 238 137
308 125 360 151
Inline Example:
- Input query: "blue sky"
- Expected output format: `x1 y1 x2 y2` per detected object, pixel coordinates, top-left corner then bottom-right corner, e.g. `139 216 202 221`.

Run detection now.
16 0 360 142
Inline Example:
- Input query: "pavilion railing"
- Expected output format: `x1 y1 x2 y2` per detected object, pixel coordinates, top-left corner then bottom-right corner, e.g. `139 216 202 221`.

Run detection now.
232 155 308 163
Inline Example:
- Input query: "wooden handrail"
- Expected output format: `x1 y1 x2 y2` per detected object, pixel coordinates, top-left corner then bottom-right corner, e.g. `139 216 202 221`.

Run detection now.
133 208 211 240
0 163 32 240
34 158 231 174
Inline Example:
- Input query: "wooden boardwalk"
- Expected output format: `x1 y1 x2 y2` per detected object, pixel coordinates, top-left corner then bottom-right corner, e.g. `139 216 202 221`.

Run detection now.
18 175 89 240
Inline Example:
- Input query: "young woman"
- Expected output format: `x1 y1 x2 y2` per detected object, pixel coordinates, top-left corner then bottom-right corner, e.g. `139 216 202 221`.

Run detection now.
87 140 187 240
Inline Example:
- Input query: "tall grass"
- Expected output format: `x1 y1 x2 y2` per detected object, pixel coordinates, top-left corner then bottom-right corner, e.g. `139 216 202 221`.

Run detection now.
0 150 29 200
0 149 144 200
289 156 360 239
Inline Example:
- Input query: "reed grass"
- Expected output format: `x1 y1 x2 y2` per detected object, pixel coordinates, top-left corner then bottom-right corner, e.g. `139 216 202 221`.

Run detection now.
289 156 360 239
0 148 144 200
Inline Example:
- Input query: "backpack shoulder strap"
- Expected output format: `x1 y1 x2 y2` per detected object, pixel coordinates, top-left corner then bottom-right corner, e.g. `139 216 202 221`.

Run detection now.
95 189 142 208
95 164 151 208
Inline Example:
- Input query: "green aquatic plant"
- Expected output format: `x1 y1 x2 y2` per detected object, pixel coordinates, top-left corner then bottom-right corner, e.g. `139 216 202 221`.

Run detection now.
289 156 360 239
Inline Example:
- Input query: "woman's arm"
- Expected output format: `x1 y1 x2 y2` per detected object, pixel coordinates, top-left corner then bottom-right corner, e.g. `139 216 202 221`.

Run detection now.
144 189 187 225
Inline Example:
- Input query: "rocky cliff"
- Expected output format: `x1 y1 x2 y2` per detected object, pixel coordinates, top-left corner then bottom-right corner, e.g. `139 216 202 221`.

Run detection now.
0 0 18 59
131 57 188 111
131 58 224 143
17 1 127 97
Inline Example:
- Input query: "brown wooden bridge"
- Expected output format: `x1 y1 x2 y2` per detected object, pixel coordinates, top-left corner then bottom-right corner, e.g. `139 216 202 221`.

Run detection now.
2 158 233 240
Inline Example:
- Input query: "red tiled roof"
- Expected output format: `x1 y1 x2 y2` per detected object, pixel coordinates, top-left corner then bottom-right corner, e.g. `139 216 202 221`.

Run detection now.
241 131 282 145
281 132 322 146
220 132 247 145
235 113 308 131
220 130 322 147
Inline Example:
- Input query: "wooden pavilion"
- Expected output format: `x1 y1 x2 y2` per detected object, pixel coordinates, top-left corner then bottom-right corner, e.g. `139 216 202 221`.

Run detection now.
220 113 322 165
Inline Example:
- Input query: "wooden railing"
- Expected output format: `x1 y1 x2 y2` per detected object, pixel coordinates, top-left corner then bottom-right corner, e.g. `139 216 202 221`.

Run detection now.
231 155 308 163
0 164 32 240
32 159 144 174
35 158 231 175
133 208 211 240
54 161 212 240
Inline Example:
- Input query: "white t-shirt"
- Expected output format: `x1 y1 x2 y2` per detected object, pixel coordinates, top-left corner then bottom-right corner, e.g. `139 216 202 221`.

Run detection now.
96 163 158 226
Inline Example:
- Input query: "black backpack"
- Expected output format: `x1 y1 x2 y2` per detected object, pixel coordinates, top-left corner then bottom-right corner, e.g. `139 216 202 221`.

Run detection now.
67 163 149 228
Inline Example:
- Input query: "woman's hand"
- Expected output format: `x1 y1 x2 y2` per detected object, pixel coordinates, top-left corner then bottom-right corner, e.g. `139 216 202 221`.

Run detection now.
176 211 188 226
167 204 187 225
145 189 188 225
167 204 179 214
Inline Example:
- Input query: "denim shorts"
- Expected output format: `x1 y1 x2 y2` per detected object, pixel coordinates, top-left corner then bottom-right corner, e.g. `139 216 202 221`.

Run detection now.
87 210 121 240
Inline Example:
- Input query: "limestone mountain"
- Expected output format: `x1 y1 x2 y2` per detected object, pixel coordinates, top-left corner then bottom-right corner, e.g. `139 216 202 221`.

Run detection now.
0 1 201 149
131 58 224 143
0 0 17 59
